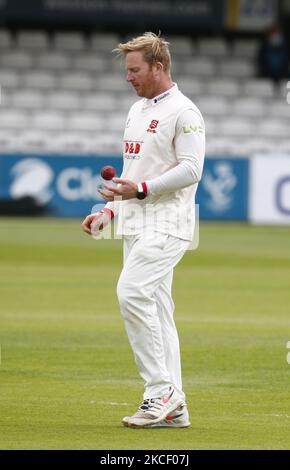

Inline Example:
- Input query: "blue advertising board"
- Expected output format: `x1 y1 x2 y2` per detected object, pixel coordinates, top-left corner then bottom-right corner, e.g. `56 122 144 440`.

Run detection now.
0 154 123 217
0 154 249 220
196 157 249 220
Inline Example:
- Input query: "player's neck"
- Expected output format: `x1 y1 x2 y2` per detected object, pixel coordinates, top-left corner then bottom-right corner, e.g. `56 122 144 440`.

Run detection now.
149 79 174 100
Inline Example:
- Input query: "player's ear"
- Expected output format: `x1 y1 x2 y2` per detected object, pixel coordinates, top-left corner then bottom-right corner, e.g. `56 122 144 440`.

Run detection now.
156 61 163 72
153 61 163 78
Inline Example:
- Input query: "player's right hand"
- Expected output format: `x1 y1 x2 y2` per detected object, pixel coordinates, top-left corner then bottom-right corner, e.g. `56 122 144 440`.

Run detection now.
81 211 110 236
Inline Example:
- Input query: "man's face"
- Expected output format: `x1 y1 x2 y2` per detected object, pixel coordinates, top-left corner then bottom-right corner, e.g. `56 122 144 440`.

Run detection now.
126 51 157 99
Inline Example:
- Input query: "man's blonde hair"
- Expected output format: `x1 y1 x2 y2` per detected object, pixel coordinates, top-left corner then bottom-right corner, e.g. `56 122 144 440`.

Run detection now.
114 32 171 73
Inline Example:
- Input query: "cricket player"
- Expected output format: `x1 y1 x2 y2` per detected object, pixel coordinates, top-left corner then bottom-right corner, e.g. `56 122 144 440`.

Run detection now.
82 32 205 428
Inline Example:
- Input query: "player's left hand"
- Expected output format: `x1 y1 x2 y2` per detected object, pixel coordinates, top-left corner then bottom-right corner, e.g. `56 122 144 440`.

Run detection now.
98 177 138 201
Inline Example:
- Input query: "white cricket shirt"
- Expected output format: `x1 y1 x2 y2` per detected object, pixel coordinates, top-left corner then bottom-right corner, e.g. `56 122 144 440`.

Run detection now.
108 83 205 241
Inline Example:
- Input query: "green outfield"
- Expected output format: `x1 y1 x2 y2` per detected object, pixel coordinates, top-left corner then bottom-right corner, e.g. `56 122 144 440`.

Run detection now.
0 217 289 450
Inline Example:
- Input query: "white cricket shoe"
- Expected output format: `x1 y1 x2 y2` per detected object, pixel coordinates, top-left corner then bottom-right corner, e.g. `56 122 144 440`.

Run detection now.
144 403 191 428
123 402 190 429
122 387 184 429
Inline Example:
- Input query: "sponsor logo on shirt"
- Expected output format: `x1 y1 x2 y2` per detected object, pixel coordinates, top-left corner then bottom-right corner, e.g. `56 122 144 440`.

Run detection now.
124 140 143 159
153 92 170 104
183 124 204 134
147 119 159 133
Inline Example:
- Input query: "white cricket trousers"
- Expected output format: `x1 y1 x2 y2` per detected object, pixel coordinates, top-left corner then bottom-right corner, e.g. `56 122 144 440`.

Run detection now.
117 231 190 400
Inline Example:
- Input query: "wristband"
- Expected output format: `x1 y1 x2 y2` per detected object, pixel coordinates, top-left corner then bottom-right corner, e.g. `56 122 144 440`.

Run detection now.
101 208 114 219
136 182 147 200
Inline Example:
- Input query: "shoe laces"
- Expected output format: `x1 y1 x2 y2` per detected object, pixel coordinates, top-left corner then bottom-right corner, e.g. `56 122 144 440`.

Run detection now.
139 387 175 412
139 398 164 413
139 399 155 411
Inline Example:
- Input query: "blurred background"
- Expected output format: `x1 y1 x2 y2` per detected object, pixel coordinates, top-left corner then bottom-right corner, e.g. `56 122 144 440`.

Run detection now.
0 0 289 223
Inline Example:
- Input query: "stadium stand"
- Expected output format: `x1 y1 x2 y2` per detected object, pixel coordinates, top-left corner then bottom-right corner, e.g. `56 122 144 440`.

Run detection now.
0 30 289 155
16 30 50 50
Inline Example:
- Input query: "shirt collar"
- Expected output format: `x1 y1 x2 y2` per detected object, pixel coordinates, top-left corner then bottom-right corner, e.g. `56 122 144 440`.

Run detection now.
143 83 178 108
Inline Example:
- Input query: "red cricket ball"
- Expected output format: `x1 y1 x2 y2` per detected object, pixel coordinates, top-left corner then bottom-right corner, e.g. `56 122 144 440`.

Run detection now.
101 165 116 180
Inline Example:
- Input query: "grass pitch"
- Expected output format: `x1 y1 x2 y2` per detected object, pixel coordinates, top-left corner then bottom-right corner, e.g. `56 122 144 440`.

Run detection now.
0 217 289 450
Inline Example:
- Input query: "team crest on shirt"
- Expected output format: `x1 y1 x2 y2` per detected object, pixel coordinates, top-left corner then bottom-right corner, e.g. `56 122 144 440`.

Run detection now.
147 120 159 133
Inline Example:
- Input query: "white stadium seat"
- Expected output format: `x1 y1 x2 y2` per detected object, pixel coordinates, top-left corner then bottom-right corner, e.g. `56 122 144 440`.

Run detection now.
233 39 259 59
106 113 127 132
0 69 21 88
269 101 290 119
198 38 229 57
166 36 194 56
73 54 107 73
257 118 290 138
219 59 255 78
202 117 218 136
53 132 91 154
90 33 120 53
1 51 34 69
17 130 54 152
243 79 275 98
32 111 66 130
240 137 273 154
206 137 245 155
16 30 50 50
37 52 71 71
0 30 13 49
0 89 11 107
118 94 138 110
183 57 216 77
177 78 204 96
224 136 290 155
278 140 290 153
23 71 57 90
83 93 116 112
10 90 45 109
196 96 229 116
207 79 241 97
47 91 81 110
0 130 18 151
219 117 253 137
54 32 87 51
68 112 104 132
87 133 123 154
233 97 265 117
59 72 94 91
0 110 29 129
171 59 185 76
95 75 131 93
